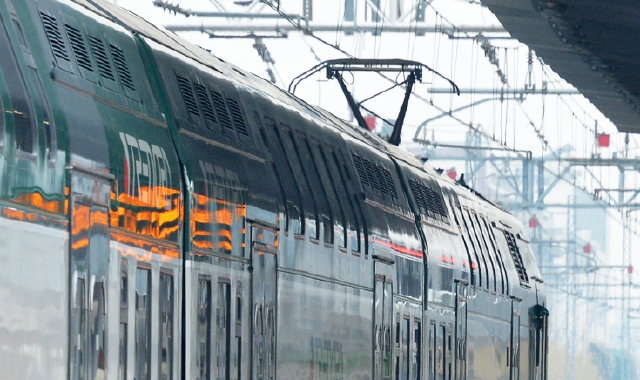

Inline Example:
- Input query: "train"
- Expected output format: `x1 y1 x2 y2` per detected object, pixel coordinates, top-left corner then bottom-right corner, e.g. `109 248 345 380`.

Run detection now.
0 0 548 379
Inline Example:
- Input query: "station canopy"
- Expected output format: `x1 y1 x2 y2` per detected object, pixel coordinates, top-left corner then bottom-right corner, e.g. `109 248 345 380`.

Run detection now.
482 0 640 133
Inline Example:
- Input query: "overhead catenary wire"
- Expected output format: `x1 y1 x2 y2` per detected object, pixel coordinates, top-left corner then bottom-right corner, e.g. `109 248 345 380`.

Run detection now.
258 0 640 250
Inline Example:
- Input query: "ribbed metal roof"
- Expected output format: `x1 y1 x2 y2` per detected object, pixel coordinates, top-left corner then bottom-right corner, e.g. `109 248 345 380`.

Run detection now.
482 0 640 133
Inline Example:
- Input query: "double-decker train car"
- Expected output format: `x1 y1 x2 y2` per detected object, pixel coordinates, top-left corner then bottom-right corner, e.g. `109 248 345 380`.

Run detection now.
0 0 549 379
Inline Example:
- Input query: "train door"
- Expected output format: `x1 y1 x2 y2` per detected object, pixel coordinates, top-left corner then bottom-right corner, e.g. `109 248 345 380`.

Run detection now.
250 221 279 380
528 304 549 380
394 305 421 380
68 170 112 380
454 280 468 380
374 261 394 380
509 297 522 380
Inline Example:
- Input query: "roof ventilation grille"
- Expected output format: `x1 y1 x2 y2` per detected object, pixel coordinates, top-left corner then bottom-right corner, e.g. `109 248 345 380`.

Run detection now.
88 36 115 82
194 83 216 125
40 12 69 62
210 90 234 130
176 75 200 117
109 44 135 92
226 98 248 136
64 24 92 72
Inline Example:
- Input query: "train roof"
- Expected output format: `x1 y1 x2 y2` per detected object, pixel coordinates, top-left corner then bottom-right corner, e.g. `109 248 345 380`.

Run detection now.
68 0 508 216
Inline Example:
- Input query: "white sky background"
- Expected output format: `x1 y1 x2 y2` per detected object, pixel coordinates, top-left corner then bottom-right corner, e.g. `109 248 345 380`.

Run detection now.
110 0 640 331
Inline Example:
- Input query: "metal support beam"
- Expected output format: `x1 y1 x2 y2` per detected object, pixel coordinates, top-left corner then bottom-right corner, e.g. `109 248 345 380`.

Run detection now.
426 88 581 95
503 202 640 210
163 23 506 34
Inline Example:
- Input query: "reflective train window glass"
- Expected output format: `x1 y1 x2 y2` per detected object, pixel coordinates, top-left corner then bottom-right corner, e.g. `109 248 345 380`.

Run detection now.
317 144 347 249
135 268 152 380
197 278 212 379
0 87 4 149
119 265 128 380
28 67 56 161
91 281 106 379
308 138 341 245
276 125 317 239
470 211 497 292
235 289 243 380
332 149 363 254
0 17 35 154
70 278 86 380
414 321 421 380
159 272 174 380
217 282 231 380
481 216 508 294
445 193 475 286
263 116 303 235
429 322 436 380
296 135 333 244
279 127 318 240
440 325 446 380
459 206 485 289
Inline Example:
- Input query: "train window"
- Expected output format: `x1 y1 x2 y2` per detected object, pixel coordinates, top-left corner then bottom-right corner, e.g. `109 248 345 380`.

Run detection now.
414 321 421 380
277 124 318 239
309 137 345 246
492 227 510 294
196 276 211 380
529 305 549 380
440 325 446 380
0 86 4 149
235 289 243 380
470 211 497 292
135 268 152 380
119 264 128 380
159 272 174 380
291 130 323 241
70 278 86 380
91 281 107 379
0 17 35 154
315 143 348 248
429 322 436 380
445 193 475 285
217 282 231 380
28 67 56 162
403 317 410 380
460 207 488 289
197 278 212 379
262 116 304 235
453 203 482 287
383 282 394 379
324 145 360 252
395 318 401 380
255 306 264 375
334 149 366 254
480 216 508 294
448 325 453 380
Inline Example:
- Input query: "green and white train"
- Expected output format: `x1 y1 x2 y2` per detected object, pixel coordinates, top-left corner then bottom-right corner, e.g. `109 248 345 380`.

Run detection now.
0 0 548 379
